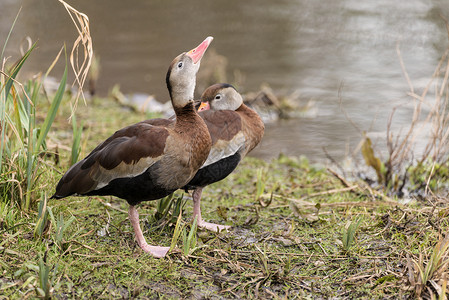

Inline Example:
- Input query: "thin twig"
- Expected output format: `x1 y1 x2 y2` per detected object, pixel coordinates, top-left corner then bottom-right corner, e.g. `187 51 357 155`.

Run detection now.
265 192 400 208
96 197 127 214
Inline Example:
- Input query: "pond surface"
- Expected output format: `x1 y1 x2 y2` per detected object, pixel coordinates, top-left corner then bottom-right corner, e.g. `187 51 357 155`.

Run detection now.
1 0 448 162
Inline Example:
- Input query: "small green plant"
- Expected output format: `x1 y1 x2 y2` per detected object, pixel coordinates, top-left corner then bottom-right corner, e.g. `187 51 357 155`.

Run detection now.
341 217 362 252
168 210 200 256
12 251 57 300
47 207 75 250
155 194 175 221
408 161 449 192
169 211 184 252
255 168 267 201
0 200 16 230
154 193 185 225
255 244 270 276
70 111 83 166
37 252 57 300
34 192 49 238
182 217 198 256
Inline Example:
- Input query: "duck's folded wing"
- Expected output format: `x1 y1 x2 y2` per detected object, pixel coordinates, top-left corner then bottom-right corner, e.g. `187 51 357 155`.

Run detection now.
54 123 170 197
199 110 245 168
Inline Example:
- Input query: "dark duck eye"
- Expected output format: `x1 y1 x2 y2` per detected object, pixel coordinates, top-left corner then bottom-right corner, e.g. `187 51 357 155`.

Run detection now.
178 62 183 68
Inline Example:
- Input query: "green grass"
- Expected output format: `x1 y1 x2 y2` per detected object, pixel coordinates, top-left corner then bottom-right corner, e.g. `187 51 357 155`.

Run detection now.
1 70 447 297
1 96 448 298
0 38 68 211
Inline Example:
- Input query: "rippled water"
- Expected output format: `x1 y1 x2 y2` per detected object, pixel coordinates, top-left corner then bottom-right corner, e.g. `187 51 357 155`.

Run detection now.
1 0 448 162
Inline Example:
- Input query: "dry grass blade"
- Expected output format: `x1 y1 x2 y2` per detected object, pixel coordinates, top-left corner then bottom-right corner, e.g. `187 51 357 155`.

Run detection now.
58 0 93 112
45 45 64 78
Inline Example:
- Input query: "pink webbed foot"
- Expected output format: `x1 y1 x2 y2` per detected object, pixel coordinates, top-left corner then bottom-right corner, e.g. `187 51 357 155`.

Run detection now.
197 220 231 233
139 243 170 258
192 188 231 233
128 205 169 258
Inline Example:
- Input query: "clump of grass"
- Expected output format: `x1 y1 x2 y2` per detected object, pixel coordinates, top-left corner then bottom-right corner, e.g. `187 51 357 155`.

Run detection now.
0 199 17 230
0 0 93 211
37 252 57 300
168 207 202 256
154 193 186 226
181 217 199 256
408 235 449 298
47 207 76 251
11 250 58 299
0 42 68 210
408 161 449 194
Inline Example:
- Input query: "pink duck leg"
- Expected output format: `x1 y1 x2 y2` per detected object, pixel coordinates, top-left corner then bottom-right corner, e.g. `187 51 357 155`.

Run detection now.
128 206 169 258
192 188 231 232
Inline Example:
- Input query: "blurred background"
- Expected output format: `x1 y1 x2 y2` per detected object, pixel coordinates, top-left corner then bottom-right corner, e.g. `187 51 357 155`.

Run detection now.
1 0 449 162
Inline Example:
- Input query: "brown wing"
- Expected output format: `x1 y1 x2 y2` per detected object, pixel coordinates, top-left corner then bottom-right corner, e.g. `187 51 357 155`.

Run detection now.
84 118 172 160
237 104 265 156
53 121 170 198
198 110 245 167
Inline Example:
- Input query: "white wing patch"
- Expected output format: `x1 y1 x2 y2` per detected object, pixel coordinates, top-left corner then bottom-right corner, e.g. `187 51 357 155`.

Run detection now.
92 156 161 190
202 131 245 168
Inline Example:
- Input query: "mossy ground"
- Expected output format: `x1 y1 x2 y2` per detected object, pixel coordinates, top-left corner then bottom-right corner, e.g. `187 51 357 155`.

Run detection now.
1 96 448 299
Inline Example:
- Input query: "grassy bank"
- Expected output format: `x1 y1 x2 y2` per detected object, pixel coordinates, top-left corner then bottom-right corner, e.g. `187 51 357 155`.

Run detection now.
0 93 448 299
2 4 449 299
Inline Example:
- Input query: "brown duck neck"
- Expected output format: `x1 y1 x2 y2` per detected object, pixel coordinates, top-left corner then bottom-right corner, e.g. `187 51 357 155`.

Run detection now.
173 102 203 129
173 101 212 170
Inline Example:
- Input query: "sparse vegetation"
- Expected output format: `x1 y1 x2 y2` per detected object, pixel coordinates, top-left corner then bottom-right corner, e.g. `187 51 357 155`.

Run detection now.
358 37 449 198
2 143 449 298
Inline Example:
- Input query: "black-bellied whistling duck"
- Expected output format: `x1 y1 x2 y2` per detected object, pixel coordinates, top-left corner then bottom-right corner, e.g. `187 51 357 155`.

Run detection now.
51 37 214 258
185 83 265 231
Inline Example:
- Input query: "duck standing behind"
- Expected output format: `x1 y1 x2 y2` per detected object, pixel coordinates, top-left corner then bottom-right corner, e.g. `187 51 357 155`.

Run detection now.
185 83 265 231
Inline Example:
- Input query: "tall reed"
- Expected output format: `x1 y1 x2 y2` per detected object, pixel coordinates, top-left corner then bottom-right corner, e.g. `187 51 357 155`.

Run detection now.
1 0 92 211
0 44 67 210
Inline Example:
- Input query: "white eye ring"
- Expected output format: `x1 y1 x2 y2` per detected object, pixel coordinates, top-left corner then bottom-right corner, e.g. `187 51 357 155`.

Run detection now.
177 62 183 68
215 94 222 100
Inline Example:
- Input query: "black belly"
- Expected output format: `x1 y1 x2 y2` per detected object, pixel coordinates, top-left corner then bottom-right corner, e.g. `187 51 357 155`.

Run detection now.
183 152 241 191
85 163 176 206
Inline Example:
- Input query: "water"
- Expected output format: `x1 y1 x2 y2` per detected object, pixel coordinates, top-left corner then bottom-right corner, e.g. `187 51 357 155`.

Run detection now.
1 0 448 162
